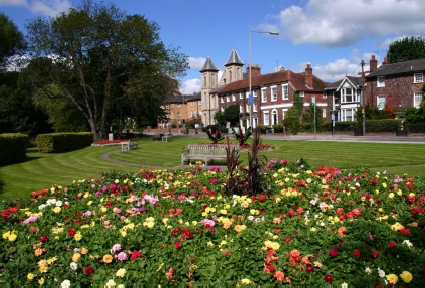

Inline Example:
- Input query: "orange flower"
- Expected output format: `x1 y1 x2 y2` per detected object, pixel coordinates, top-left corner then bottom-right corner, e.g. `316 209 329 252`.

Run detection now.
166 268 174 279
290 249 300 258
274 271 285 282
338 226 347 237
102 254 113 263
223 222 232 230
34 248 46 257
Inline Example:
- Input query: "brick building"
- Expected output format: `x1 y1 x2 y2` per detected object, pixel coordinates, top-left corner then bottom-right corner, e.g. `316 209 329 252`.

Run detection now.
365 55 425 111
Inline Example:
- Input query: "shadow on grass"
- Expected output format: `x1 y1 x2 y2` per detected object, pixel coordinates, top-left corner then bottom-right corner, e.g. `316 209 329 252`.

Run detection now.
0 177 3 195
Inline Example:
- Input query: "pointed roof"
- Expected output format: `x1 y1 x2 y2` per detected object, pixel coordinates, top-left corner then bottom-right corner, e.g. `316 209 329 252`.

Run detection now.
200 56 219 72
325 76 362 90
224 48 244 67
366 58 425 78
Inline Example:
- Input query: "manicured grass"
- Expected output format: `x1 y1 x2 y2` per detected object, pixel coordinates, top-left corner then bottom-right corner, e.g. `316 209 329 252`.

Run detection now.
1 135 425 201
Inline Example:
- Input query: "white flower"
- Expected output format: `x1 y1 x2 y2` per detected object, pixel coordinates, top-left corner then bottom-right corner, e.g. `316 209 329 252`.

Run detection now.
38 204 46 210
70 262 78 270
402 240 413 248
365 267 372 274
341 282 348 288
378 268 386 278
55 201 63 207
61 280 71 288
105 279 116 287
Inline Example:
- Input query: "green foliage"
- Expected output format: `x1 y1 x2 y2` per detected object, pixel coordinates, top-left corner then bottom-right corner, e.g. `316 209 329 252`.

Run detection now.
23 0 188 140
0 13 26 70
302 103 324 127
0 133 28 165
222 104 240 127
293 91 303 116
36 132 93 153
214 110 226 127
282 106 300 134
387 36 425 63
256 124 266 133
232 125 252 145
185 119 202 129
272 124 283 133
203 125 225 144
0 72 52 137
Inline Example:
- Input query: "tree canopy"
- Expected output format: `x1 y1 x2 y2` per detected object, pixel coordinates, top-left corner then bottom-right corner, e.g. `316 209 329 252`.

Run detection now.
0 13 25 71
387 36 425 63
22 0 188 139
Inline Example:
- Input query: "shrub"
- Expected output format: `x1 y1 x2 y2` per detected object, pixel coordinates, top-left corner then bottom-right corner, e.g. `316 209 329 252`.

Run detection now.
0 133 28 165
36 132 93 153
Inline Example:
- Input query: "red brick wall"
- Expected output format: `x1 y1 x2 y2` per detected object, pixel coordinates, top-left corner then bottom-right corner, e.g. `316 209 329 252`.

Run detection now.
365 73 422 110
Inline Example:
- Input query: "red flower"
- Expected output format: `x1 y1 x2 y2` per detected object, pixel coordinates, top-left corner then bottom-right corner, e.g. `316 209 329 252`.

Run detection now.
84 266 94 275
284 237 292 243
105 202 113 207
388 241 396 248
288 210 295 217
268 264 275 272
258 195 265 202
305 264 314 273
131 251 141 260
400 228 411 235
40 235 48 243
174 241 181 249
407 183 413 189
353 249 361 258
372 249 378 258
329 248 338 257
324 274 333 283
68 228 76 237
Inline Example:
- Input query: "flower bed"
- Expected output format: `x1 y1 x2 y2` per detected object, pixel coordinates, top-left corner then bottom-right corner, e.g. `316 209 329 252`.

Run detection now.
91 139 129 147
1 162 425 287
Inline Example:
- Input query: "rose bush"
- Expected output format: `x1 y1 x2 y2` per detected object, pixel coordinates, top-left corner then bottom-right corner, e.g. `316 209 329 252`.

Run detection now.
1 160 425 287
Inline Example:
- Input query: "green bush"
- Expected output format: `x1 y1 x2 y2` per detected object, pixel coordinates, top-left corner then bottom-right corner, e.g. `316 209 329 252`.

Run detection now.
272 124 283 133
36 132 93 153
256 124 266 133
0 133 28 165
186 119 202 129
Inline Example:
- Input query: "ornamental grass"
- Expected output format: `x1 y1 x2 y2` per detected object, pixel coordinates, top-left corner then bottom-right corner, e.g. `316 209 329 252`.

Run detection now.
1 160 425 287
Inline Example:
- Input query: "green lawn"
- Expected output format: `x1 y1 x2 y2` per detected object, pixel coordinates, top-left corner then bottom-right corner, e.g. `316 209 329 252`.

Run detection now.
1 135 425 200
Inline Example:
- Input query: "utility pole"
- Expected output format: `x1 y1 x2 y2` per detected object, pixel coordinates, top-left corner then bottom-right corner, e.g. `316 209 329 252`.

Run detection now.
361 60 366 136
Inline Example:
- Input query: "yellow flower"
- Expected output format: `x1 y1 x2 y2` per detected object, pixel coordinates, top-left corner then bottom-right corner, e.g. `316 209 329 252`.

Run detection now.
116 268 126 278
52 206 61 214
80 247 88 254
8 233 17 242
106 279 116 287
400 271 413 283
388 193 395 199
38 278 44 285
74 232 82 241
241 278 251 285
382 183 387 188
387 274 398 284
397 189 402 196
220 209 227 215
234 225 246 233
115 179 119 183
103 254 113 264
207 241 214 247
310 227 316 232
27 273 35 280
72 253 81 262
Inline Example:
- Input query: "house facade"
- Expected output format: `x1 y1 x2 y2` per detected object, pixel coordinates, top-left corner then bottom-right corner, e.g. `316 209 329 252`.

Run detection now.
160 94 200 128
325 76 363 122
365 55 425 111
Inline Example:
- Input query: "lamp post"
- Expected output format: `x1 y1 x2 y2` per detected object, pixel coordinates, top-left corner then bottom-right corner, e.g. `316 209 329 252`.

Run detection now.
249 30 279 130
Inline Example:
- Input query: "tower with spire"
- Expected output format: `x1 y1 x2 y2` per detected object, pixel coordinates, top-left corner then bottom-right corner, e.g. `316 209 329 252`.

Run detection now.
220 47 244 86
200 56 219 125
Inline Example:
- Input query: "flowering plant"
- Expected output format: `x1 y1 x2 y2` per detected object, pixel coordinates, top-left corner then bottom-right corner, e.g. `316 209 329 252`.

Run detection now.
1 163 425 287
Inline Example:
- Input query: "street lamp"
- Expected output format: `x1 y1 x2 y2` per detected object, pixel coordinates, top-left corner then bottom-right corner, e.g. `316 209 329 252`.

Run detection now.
249 31 279 130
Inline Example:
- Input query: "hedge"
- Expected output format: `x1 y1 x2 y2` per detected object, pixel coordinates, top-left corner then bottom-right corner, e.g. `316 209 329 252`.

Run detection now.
36 132 93 153
0 133 28 165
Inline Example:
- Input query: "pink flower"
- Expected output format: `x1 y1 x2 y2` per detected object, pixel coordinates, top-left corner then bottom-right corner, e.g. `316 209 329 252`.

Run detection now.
329 248 338 257
274 271 285 282
117 252 128 261
324 274 333 283
388 241 396 248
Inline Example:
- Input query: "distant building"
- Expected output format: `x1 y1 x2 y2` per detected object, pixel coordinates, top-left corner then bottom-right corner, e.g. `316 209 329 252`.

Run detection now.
160 93 200 128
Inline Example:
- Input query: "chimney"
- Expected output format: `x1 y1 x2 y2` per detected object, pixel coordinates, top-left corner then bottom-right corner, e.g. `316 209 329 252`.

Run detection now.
382 57 387 65
305 63 313 88
370 55 378 72
247 64 261 78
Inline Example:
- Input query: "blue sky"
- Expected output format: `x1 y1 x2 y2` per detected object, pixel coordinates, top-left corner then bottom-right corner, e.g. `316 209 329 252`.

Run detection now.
2 0 425 94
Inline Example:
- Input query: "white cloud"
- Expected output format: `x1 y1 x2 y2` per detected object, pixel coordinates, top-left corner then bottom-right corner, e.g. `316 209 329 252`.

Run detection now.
0 0 71 17
180 78 200 94
276 0 425 47
187 56 206 71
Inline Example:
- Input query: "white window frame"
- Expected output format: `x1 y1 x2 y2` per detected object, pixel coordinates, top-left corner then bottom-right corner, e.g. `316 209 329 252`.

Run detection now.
414 73 423 83
299 91 304 97
271 109 278 125
282 84 288 100
263 111 270 125
271 86 277 102
239 92 243 100
414 92 423 108
323 108 326 118
246 104 251 112
240 105 244 113
226 95 230 103
221 97 224 103
323 91 327 99
261 88 267 103
377 95 386 110
377 76 385 87
253 103 257 112
253 90 257 98
232 93 236 101
282 109 287 120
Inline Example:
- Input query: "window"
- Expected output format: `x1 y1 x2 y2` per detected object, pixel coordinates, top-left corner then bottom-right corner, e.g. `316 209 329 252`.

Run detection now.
282 109 287 120
414 73 423 83
377 95 386 110
232 93 236 101
240 105 244 113
342 88 353 103
211 74 215 87
414 92 423 108
177 112 180 116
263 111 269 125
221 97 224 103
246 105 250 112
271 86 277 101
261 88 267 102
177 104 181 108
323 108 326 118
253 90 257 97
282 84 288 100
341 109 355 122
271 109 278 125
377 76 385 87
253 103 257 112
299 91 304 97
240 92 243 99
229 71 232 82
323 91 327 99
226 95 230 102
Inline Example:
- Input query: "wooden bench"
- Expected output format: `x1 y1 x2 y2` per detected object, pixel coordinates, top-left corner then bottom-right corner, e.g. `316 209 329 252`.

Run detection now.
121 138 138 151
152 133 164 140
181 144 239 165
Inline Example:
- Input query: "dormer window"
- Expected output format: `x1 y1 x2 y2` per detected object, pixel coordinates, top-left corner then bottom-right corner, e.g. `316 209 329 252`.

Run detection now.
414 72 423 83
377 76 385 87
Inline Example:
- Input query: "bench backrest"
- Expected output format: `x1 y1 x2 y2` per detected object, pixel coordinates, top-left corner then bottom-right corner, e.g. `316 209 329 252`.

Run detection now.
187 144 239 155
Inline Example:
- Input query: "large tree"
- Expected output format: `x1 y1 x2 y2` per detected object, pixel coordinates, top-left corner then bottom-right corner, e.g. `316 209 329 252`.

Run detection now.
387 36 425 63
0 13 26 72
23 0 188 140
